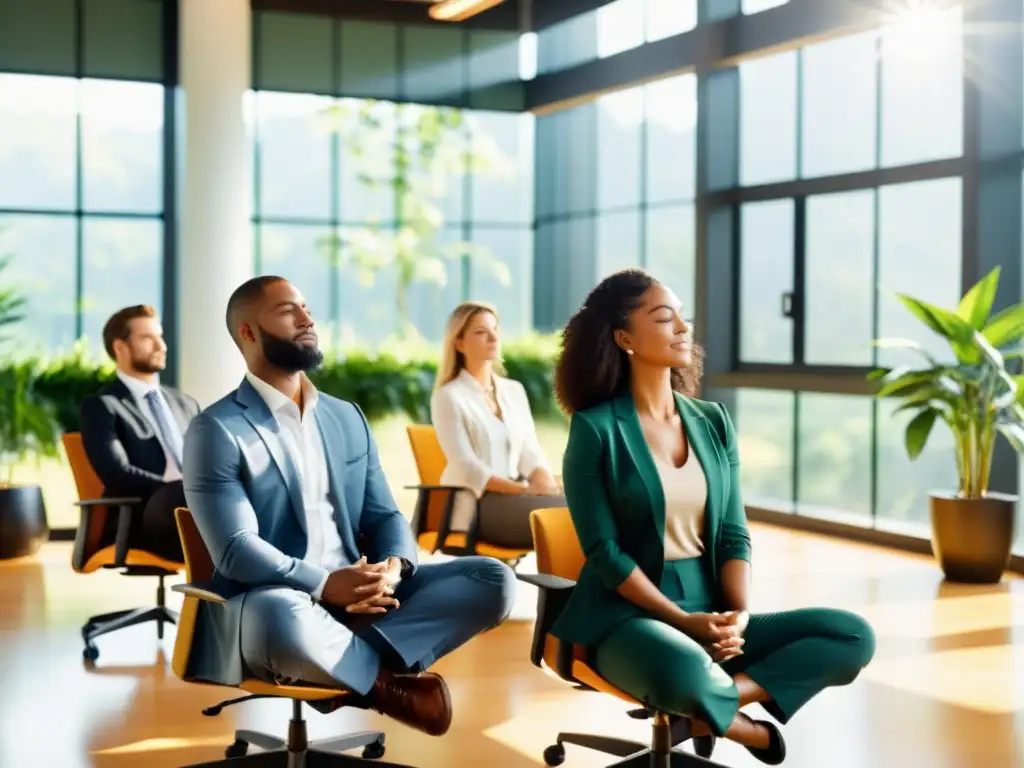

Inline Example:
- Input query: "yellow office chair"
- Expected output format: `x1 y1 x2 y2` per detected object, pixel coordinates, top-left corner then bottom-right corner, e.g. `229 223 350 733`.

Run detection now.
170 507 410 767
518 507 730 768
405 424 532 567
64 432 182 661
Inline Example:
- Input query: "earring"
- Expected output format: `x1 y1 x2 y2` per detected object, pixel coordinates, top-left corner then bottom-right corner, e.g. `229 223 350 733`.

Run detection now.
626 349 634 356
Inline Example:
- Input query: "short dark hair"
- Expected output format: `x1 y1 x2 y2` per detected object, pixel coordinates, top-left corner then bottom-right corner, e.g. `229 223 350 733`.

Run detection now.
225 275 286 348
102 304 158 359
553 269 704 415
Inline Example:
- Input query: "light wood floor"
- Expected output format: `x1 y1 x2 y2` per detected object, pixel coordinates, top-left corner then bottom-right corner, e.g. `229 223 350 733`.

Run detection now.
1 525 1022 768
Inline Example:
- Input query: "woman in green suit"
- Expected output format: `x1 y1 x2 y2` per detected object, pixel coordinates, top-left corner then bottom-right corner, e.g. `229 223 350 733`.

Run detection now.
551 269 875 765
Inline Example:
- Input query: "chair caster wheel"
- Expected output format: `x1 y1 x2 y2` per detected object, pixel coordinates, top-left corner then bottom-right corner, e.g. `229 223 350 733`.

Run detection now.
203 705 224 717
225 739 249 758
543 743 565 766
362 737 386 760
627 707 652 719
83 644 99 661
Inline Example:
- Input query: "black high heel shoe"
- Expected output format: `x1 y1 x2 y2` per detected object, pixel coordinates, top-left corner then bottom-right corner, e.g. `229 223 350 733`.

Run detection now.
693 734 716 758
744 719 786 765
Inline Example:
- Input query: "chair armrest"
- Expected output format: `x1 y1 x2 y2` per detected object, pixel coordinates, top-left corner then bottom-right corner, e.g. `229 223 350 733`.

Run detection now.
76 497 144 568
517 571 577 674
75 497 143 507
171 581 228 604
403 484 467 492
406 484 475 553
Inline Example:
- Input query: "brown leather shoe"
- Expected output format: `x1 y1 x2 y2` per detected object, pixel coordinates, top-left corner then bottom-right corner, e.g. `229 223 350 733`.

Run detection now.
367 669 452 737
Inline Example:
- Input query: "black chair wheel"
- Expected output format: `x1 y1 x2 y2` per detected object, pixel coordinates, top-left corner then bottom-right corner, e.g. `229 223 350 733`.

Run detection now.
362 737 386 760
543 743 566 766
225 739 249 758
203 705 224 717
83 643 99 662
627 707 653 720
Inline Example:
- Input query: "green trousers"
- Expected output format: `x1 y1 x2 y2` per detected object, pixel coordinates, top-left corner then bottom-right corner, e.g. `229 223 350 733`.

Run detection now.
591 557 876 737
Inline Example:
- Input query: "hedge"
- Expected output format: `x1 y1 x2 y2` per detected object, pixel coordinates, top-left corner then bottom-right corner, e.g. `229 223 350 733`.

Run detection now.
16 335 564 433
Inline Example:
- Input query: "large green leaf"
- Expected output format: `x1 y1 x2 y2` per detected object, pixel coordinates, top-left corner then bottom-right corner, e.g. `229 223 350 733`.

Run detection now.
876 368 941 397
905 408 938 459
957 267 1000 330
896 294 978 362
982 302 1024 348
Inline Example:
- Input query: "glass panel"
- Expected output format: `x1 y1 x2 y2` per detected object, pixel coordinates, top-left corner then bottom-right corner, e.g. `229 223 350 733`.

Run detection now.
406 227 465 343
876 397 955 533
339 21 399 101
536 12 598 76
739 51 798 186
468 30 524 111
645 74 697 204
338 98 397 225
402 26 465 105
804 190 875 366
336 225 399 347
801 31 878 178
81 79 164 214
879 5 964 167
399 103 465 226
876 177 962 369
468 227 532 339
0 214 77 357
83 0 163 81
257 10 334 95
734 389 795 510
596 210 641 279
645 204 696 320
81 217 163 358
797 393 873 525
0 0 75 76
739 199 794 364
0 74 77 210
597 0 645 58
256 91 334 221
597 87 643 210
467 111 534 225
257 223 335 348
646 0 697 41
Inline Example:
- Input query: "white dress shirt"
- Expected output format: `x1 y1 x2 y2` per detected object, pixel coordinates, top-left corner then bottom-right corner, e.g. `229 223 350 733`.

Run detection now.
116 370 183 482
429 368 551 532
245 371 345 599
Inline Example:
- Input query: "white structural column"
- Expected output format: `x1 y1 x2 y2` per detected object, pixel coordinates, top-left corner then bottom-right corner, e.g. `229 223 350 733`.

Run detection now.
177 0 253 407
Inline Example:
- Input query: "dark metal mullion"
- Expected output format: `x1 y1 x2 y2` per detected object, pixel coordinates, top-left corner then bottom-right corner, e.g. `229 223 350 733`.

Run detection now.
792 196 806 366
638 81 649 268
0 208 164 219
869 28 884 529
728 203 741 369
252 14 263 275
161 0 180 386
330 18 342 349
791 390 800 513
73 0 84 341
461 28 472 301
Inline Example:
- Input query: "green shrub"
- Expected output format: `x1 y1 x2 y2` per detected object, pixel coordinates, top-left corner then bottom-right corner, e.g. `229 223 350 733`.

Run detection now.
3 335 564 433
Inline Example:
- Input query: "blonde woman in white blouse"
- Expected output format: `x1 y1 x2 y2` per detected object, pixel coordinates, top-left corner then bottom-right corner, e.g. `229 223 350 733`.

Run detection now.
429 301 565 550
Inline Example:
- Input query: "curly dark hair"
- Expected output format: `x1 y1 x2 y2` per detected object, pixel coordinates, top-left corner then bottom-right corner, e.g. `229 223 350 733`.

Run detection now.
554 269 704 415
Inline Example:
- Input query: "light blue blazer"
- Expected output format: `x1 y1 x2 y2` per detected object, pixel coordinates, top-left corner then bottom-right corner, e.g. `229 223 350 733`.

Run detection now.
180 377 418 686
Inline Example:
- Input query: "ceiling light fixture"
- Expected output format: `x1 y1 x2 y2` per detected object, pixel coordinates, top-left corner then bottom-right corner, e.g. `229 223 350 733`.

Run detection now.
428 0 505 22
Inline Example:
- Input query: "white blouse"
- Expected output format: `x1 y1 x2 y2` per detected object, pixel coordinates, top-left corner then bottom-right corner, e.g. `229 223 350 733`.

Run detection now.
430 369 550 531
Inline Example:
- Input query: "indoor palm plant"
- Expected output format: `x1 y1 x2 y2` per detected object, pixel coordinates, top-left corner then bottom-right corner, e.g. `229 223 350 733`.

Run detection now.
870 267 1024 583
0 254 59 559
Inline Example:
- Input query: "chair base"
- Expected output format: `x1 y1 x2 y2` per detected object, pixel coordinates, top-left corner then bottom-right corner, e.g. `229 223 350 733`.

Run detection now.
186 745 406 767
82 573 178 661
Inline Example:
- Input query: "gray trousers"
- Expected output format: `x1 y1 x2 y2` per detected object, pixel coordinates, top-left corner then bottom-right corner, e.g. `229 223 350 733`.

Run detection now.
476 492 567 549
239 556 516 696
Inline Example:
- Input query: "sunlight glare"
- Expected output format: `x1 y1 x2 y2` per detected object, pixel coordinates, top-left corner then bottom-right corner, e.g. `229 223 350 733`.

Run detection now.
881 2 961 64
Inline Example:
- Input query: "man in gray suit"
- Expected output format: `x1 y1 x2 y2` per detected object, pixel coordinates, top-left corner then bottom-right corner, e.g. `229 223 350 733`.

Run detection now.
181 275 517 737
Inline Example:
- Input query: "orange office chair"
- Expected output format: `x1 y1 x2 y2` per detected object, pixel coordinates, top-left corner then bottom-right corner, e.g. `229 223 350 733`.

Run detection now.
170 507 411 767
518 507 730 768
63 432 181 662
405 424 532 567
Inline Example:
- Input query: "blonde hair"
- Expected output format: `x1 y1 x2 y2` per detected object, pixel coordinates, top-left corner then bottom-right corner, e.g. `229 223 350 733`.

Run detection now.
434 301 505 390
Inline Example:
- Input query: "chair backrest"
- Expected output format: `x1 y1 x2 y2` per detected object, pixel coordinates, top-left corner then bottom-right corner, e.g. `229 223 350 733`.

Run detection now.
63 432 109 573
529 506 585 581
171 506 212 680
63 432 104 501
406 425 450 536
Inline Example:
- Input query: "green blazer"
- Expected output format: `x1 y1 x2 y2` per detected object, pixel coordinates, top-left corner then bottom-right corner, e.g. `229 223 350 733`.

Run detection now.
551 392 752 649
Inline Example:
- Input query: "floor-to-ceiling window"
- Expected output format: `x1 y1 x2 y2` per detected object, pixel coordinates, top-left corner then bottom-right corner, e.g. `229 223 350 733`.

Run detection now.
250 12 534 348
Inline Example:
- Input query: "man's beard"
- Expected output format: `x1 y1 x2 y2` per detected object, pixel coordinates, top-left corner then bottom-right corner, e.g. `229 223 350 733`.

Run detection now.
131 353 164 375
258 325 324 373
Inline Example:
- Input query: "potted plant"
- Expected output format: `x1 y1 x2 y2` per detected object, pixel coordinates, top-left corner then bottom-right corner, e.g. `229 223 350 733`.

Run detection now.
0 254 60 560
870 267 1024 583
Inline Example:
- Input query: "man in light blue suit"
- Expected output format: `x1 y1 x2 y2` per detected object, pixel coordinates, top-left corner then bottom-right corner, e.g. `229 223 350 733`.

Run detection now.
181 275 517 737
